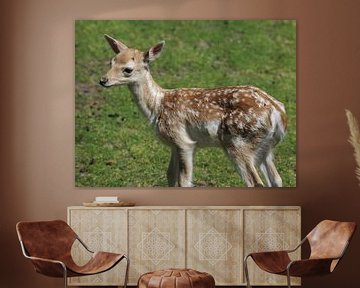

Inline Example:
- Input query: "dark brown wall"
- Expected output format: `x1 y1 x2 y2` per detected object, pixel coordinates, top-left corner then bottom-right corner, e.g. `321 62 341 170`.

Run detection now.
1 0 360 287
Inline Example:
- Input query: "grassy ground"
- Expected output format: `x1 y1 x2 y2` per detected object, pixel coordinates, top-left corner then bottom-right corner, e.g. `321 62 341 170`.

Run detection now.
75 20 296 187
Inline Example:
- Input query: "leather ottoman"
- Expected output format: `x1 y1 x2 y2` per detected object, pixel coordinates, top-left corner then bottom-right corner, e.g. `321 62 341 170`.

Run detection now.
138 268 215 288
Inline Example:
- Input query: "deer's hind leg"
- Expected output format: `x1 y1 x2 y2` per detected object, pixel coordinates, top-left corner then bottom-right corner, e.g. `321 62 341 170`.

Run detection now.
254 137 283 187
259 153 283 187
224 143 264 187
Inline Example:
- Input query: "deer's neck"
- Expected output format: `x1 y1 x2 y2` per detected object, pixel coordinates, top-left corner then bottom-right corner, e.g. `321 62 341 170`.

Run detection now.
128 72 164 124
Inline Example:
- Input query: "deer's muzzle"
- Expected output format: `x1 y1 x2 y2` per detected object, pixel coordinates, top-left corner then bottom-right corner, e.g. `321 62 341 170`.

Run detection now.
99 77 109 87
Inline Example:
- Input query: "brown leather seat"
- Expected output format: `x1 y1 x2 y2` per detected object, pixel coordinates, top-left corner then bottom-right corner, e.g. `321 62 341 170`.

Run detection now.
138 268 215 288
16 220 129 288
244 220 356 288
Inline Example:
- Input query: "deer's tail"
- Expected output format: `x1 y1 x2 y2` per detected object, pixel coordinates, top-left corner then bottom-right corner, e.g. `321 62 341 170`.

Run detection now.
271 107 287 144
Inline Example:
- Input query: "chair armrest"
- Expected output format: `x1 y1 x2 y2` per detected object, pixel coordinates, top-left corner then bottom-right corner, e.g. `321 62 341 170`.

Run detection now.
245 237 306 259
25 255 67 277
25 255 65 265
286 237 307 253
246 237 305 258
19 240 67 277
247 250 290 258
287 258 335 277
27 255 66 268
246 251 292 274
76 236 94 253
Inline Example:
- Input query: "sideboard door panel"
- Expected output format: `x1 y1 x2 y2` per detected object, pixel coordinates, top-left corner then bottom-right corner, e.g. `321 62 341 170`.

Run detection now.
128 209 186 284
186 209 243 285
68 208 127 286
243 208 301 286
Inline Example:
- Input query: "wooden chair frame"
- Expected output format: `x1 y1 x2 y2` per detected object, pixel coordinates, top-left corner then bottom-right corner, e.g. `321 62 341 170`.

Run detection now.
17 220 129 288
243 220 356 288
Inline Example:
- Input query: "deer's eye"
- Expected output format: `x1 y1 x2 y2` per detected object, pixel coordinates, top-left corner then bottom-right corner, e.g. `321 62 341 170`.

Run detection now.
123 67 133 75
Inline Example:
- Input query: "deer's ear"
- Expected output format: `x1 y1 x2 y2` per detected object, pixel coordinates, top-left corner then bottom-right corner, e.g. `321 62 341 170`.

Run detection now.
144 41 165 63
104 34 128 54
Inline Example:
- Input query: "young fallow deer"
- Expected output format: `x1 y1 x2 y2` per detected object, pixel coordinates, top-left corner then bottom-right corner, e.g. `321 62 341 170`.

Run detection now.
100 35 287 187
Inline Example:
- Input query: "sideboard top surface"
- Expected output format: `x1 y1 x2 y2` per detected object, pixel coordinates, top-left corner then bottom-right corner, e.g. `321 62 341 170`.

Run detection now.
68 206 301 211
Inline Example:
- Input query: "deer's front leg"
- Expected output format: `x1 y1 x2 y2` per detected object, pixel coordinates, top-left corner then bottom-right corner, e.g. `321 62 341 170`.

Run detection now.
177 146 195 187
167 147 179 187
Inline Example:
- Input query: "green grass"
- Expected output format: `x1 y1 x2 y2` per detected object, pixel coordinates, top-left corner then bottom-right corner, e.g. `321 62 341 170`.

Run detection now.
75 20 296 187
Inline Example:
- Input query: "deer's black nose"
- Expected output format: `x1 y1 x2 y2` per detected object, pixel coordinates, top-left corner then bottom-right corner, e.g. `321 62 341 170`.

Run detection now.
99 77 108 86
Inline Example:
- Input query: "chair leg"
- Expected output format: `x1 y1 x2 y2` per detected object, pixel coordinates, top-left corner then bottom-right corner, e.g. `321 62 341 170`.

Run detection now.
123 255 130 288
286 269 292 288
62 264 68 288
243 255 252 288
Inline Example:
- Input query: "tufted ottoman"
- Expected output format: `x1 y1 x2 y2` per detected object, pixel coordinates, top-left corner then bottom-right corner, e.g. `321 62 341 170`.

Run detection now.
138 268 215 288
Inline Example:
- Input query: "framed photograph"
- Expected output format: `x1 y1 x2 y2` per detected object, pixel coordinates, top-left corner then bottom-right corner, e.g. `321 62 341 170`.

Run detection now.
75 20 296 188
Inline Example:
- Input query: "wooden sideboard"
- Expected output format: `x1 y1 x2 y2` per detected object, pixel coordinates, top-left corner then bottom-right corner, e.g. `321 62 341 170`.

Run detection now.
67 206 301 286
